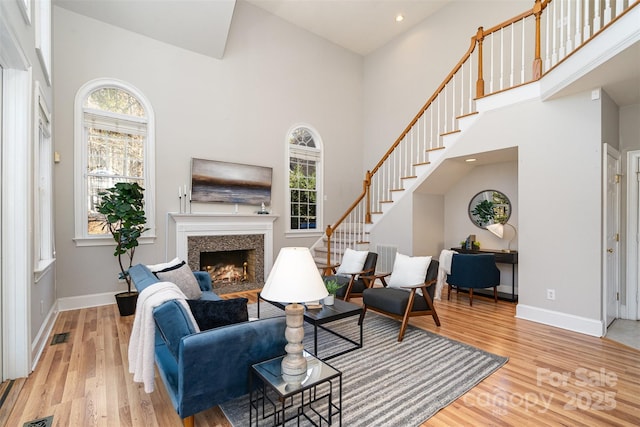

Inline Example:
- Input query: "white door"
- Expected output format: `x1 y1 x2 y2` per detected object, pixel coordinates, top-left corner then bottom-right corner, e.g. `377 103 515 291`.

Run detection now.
605 145 620 327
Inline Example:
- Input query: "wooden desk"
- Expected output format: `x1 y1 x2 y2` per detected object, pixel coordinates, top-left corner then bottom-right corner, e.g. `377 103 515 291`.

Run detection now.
451 248 518 302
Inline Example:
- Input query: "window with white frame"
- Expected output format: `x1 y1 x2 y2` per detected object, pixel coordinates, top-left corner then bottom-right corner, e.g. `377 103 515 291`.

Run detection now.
74 79 155 245
34 82 54 277
287 126 322 233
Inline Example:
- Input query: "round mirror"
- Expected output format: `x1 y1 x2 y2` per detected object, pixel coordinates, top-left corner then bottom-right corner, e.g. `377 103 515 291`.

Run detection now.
468 190 511 229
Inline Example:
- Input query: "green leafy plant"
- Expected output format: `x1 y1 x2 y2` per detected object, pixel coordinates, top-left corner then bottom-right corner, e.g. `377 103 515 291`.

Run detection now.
471 199 496 226
324 278 344 296
97 182 149 294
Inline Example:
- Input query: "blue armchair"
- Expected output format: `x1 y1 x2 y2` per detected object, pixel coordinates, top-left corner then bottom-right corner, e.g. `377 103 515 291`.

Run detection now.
446 253 500 306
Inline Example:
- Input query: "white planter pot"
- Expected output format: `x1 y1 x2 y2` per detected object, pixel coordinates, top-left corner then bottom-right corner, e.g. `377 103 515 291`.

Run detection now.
324 295 335 305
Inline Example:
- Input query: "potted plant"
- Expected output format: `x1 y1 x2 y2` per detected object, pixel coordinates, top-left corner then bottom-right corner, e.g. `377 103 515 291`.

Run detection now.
323 278 344 306
97 182 149 316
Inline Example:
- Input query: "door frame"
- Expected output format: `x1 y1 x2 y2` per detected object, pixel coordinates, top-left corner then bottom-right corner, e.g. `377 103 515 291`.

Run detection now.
0 12 32 380
603 144 621 331
626 150 640 320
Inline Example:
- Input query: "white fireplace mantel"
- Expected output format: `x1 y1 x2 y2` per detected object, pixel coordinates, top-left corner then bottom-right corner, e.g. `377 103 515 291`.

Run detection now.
167 213 279 277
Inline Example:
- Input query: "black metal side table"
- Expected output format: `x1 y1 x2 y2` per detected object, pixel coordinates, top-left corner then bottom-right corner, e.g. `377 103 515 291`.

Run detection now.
250 352 342 426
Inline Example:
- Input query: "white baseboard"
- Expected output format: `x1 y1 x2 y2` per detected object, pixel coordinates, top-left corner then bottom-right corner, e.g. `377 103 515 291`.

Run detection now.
31 304 59 371
516 304 604 337
57 291 118 312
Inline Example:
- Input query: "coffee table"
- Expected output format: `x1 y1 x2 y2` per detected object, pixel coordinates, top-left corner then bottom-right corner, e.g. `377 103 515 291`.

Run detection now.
258 295 363 360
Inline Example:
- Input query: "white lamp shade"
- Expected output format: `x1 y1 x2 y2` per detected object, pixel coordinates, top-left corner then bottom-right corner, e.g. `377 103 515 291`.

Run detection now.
487 223 504 238
261 247 329 303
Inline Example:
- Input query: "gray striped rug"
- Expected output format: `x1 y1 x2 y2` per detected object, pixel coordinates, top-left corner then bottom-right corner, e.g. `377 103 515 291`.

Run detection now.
220 303 508 426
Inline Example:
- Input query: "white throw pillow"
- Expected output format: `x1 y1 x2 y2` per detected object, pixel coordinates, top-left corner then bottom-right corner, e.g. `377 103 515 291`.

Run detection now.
147 257 181 273
387 253 432 294
336 248 368 275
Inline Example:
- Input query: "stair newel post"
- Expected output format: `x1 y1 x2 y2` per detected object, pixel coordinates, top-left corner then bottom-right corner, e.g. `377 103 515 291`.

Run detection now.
364 170 372 224
532 0 543 80
475 27 485 98
325 225 334 276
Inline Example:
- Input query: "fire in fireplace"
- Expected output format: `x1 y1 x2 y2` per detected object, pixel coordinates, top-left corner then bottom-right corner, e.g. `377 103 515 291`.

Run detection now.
200 249 255 285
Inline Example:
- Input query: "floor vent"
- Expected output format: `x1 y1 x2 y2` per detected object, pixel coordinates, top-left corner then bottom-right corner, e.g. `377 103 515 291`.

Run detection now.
23 416 53 427
50 332 69 345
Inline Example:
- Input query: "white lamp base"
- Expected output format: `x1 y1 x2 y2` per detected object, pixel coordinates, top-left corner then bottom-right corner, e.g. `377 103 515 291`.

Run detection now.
282 303 307 384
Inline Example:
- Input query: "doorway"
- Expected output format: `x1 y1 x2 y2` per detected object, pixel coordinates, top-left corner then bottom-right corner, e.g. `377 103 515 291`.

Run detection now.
626 150 640 320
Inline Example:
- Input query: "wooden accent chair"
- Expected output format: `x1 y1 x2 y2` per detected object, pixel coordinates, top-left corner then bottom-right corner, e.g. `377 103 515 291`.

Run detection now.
324 252 378 301
446 253 500 306
359 259 440 341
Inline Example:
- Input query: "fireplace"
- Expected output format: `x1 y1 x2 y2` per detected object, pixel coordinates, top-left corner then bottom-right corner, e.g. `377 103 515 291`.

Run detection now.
169 213 277 293
187 234 265 291
200 249 256 285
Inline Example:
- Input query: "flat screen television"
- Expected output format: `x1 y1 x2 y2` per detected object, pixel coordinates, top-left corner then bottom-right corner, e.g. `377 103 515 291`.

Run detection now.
190 158 272 205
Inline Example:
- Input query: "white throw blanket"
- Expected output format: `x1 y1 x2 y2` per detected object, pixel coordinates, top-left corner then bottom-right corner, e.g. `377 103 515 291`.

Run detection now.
128 282 200 393
435 249 457 300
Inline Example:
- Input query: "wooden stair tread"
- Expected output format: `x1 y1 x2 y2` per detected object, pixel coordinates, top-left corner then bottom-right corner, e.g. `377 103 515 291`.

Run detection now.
456 111 479 119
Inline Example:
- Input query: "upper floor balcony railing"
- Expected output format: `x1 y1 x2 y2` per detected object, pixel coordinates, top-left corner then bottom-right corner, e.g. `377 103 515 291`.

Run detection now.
321 0 638 267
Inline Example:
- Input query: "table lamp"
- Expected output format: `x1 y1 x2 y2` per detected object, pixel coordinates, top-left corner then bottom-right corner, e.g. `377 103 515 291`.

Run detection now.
260 247 328 384
487 222 518 252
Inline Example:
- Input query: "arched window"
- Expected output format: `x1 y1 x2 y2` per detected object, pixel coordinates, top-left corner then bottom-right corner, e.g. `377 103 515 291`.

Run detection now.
74 79 155 245
287 125 323 233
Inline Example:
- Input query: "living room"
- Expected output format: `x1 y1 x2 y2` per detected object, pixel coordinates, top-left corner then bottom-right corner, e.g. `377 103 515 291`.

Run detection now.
1 0 639 425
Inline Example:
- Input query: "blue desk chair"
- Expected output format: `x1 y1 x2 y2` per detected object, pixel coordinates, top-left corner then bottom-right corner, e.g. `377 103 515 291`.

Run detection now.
447 253 500 306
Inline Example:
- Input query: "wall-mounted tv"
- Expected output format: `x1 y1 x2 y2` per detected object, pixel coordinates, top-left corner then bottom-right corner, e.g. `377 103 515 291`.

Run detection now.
190 158 272 205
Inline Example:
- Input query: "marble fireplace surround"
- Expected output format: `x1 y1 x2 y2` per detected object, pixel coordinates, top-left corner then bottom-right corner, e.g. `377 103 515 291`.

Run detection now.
168 213 278 288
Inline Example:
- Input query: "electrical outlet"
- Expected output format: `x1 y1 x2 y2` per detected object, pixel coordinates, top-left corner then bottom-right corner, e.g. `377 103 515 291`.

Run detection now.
40 300 44 315
546 289 556 300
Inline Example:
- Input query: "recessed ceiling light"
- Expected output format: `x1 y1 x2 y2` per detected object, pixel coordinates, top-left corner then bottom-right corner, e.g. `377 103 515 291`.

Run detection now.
465 158 477 162
395 14 404 22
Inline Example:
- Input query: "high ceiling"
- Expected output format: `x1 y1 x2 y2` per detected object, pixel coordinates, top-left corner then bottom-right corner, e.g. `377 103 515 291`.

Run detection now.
53 0 451 58
245 0 451 55
54 0 237 59
54 0 638 106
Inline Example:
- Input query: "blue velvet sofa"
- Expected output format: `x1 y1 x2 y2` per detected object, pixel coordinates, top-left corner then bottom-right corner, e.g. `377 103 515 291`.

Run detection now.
128 264 287 427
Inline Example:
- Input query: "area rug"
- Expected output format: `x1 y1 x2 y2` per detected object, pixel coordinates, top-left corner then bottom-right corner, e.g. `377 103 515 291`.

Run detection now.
220 303 508 426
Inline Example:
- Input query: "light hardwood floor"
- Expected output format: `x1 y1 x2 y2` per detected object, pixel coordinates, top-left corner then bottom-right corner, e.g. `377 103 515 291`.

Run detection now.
5 291 640 426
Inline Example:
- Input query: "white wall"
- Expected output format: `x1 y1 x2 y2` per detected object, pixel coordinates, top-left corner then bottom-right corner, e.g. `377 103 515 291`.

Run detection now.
442 91 601 326
369 194 414 256
362 0 531 173
53 2 363 300
413 193 445 258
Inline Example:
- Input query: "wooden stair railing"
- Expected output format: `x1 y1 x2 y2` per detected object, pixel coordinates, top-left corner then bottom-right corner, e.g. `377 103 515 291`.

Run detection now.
322 0 637 267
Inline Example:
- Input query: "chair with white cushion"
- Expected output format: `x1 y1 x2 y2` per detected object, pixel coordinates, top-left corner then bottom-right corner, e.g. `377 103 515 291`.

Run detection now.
323 248 378 301
359 254 440 341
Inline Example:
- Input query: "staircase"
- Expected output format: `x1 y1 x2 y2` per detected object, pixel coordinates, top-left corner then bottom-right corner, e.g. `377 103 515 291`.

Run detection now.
313 0 638 267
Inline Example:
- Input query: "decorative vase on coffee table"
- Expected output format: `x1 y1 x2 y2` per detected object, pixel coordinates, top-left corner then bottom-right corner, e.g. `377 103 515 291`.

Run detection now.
324 295 335 305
